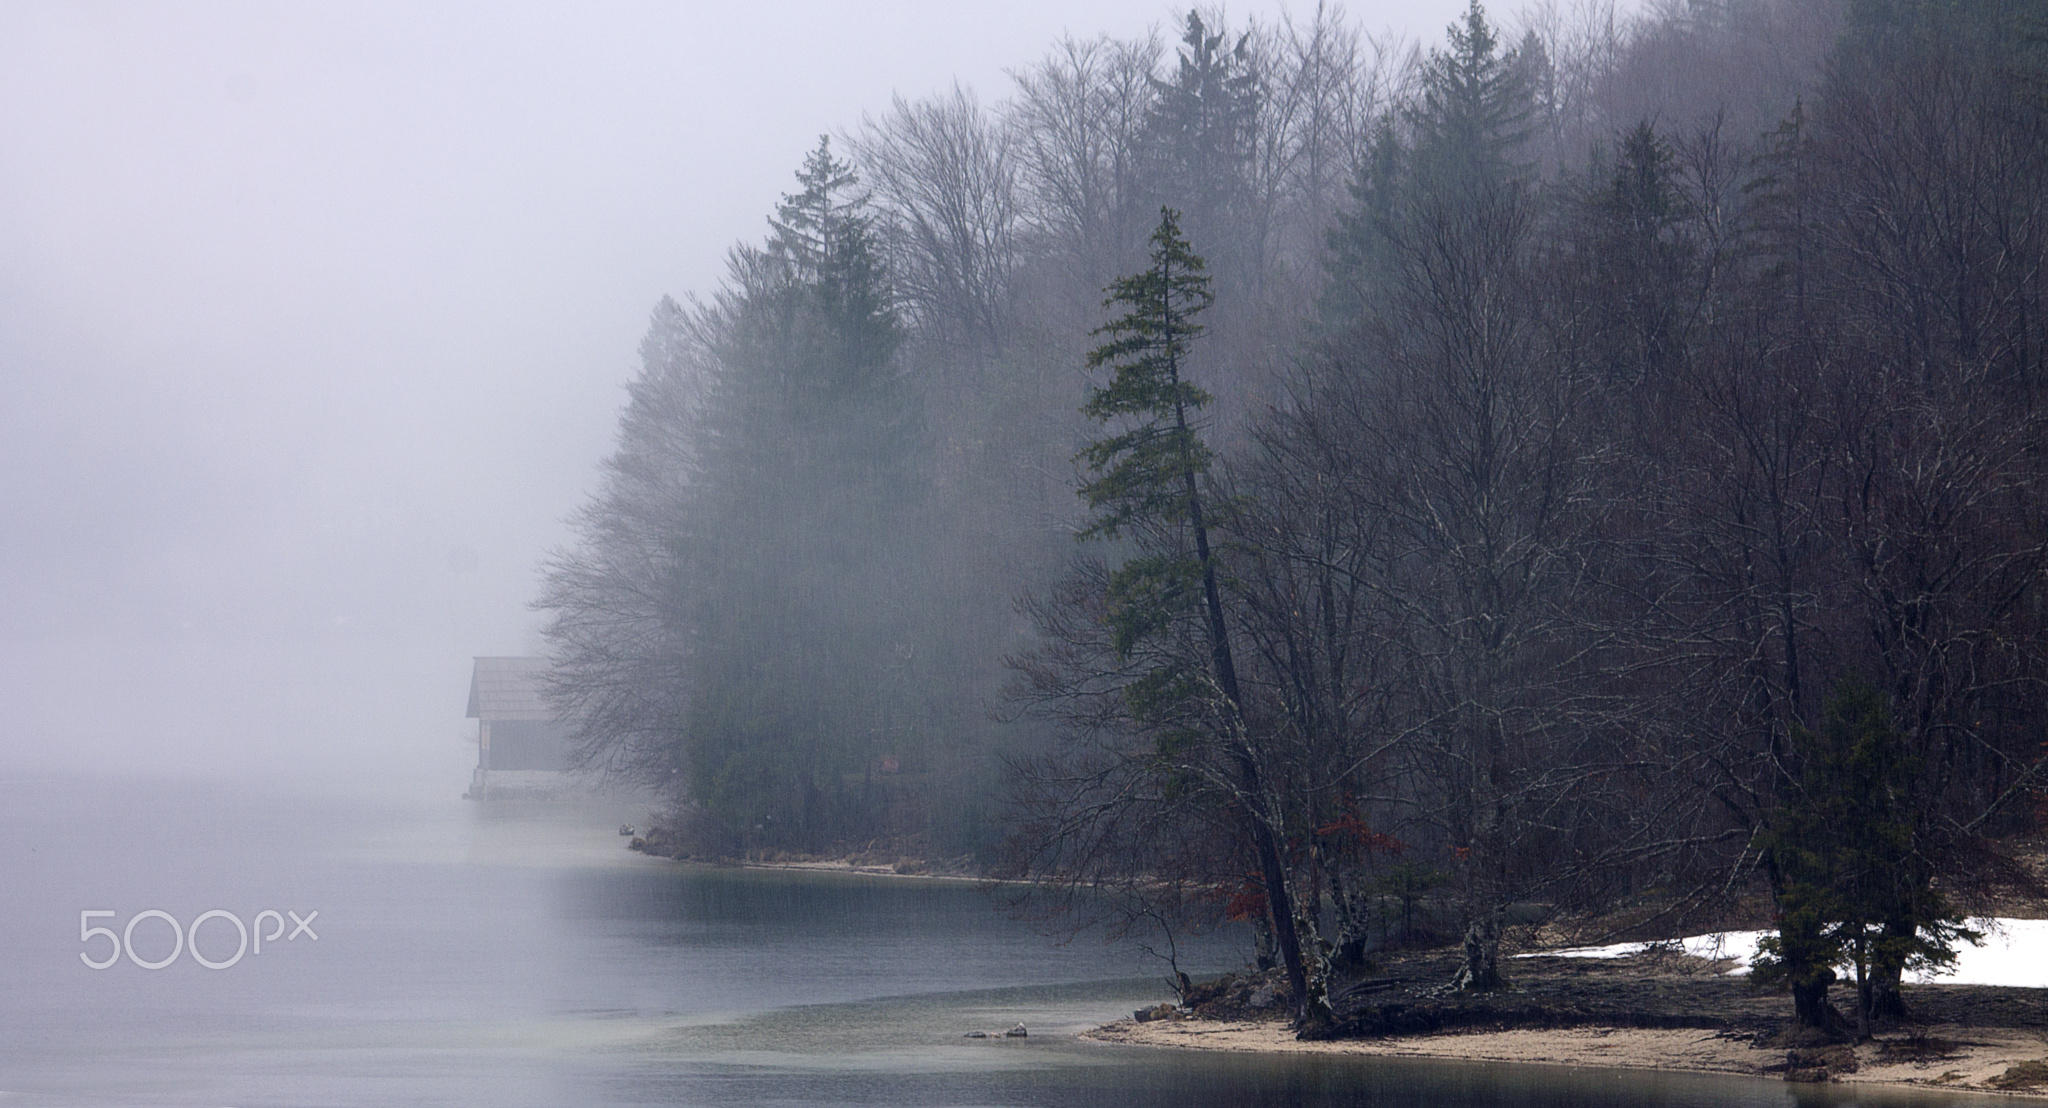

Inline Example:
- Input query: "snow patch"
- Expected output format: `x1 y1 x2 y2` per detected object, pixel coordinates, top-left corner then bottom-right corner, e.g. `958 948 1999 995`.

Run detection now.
1524 917 2048 987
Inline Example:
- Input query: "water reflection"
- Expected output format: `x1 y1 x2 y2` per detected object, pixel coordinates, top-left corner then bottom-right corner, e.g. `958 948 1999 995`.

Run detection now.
0 773 1994 1106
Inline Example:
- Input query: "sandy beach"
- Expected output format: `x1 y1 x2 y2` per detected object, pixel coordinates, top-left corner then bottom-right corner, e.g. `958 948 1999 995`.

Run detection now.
1086 1016 2048 1097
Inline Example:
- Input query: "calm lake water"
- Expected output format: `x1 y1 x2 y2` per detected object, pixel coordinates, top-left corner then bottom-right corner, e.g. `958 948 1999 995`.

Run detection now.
0 772 1989 1106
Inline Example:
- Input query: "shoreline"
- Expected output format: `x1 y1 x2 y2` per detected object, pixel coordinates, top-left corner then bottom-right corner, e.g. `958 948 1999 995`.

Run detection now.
633 837 2048 1098
627 841 1007 884
686 855 996 884
1084 1016 2048 1098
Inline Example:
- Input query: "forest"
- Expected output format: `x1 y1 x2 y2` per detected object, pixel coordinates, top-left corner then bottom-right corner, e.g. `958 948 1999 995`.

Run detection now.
537 0 2048 1036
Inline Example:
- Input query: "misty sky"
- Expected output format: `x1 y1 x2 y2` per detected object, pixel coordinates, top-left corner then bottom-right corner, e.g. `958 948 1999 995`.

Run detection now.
0 1 1538 795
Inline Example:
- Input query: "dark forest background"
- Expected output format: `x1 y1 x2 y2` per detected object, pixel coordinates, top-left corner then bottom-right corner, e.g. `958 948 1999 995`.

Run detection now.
538 0 2048 1031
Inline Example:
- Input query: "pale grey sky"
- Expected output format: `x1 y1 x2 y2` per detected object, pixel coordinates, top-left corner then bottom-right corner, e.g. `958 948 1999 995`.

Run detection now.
0 0 1543 795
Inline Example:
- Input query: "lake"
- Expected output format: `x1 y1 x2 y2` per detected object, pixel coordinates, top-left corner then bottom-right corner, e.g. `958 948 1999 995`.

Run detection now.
0 772 1984 1105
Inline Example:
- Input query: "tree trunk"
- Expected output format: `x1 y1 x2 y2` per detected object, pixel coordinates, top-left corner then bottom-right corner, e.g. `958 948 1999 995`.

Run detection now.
1867 917 1912 1023
1450 909 1504 992
1854 958 1873 1042
1251 912 1278 972
1294 904 1336 1032
1867 972 1907 1023
1323 854 1371 969
1175 383 1311 1017
1246 797 1311 1011
1791 971 1847 1037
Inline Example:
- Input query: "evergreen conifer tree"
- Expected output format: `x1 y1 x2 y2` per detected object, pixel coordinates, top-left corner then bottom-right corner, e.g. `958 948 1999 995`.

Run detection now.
685 137 923 850
1753 682 1979 1037
1077 206 1323 1025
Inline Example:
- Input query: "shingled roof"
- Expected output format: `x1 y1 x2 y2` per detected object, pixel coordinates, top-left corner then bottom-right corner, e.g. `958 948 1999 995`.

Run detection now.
465 656 555 721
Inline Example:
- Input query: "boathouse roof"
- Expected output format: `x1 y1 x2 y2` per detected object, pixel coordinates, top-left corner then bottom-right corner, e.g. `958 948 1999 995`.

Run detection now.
465 656 554 721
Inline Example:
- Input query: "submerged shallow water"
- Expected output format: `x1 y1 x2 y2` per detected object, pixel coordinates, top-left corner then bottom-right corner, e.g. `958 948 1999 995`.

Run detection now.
0 772 1988 1106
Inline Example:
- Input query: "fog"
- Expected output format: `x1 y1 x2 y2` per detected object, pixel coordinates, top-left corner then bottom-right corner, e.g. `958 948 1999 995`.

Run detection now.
10 2 2048 1101
0 1 1488 797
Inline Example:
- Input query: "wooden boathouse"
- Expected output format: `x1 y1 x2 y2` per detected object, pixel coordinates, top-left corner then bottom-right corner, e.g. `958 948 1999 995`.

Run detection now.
464 656 574 798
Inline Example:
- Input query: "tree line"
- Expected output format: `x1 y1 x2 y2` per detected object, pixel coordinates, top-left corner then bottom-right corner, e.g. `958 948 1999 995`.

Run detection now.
540 0 2048 1037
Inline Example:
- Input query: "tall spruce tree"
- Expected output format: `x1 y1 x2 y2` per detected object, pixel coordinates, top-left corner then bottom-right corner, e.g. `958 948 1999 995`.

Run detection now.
1142 12 1263 285
1579 121 1695 385
1076 206 1320 1024
1323 1 1535 329
1409 0 1536 197
685 137 924 850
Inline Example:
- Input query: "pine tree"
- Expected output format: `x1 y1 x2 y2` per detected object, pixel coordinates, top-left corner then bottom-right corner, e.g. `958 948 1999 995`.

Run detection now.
1319 117 1406 331
1323 1 1537 332
1752 682 1979 1038
1408 0 1536 197
684 138 923 851
1077 206 1322 1025
1142 12 1262 262
1581 121 1693 384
